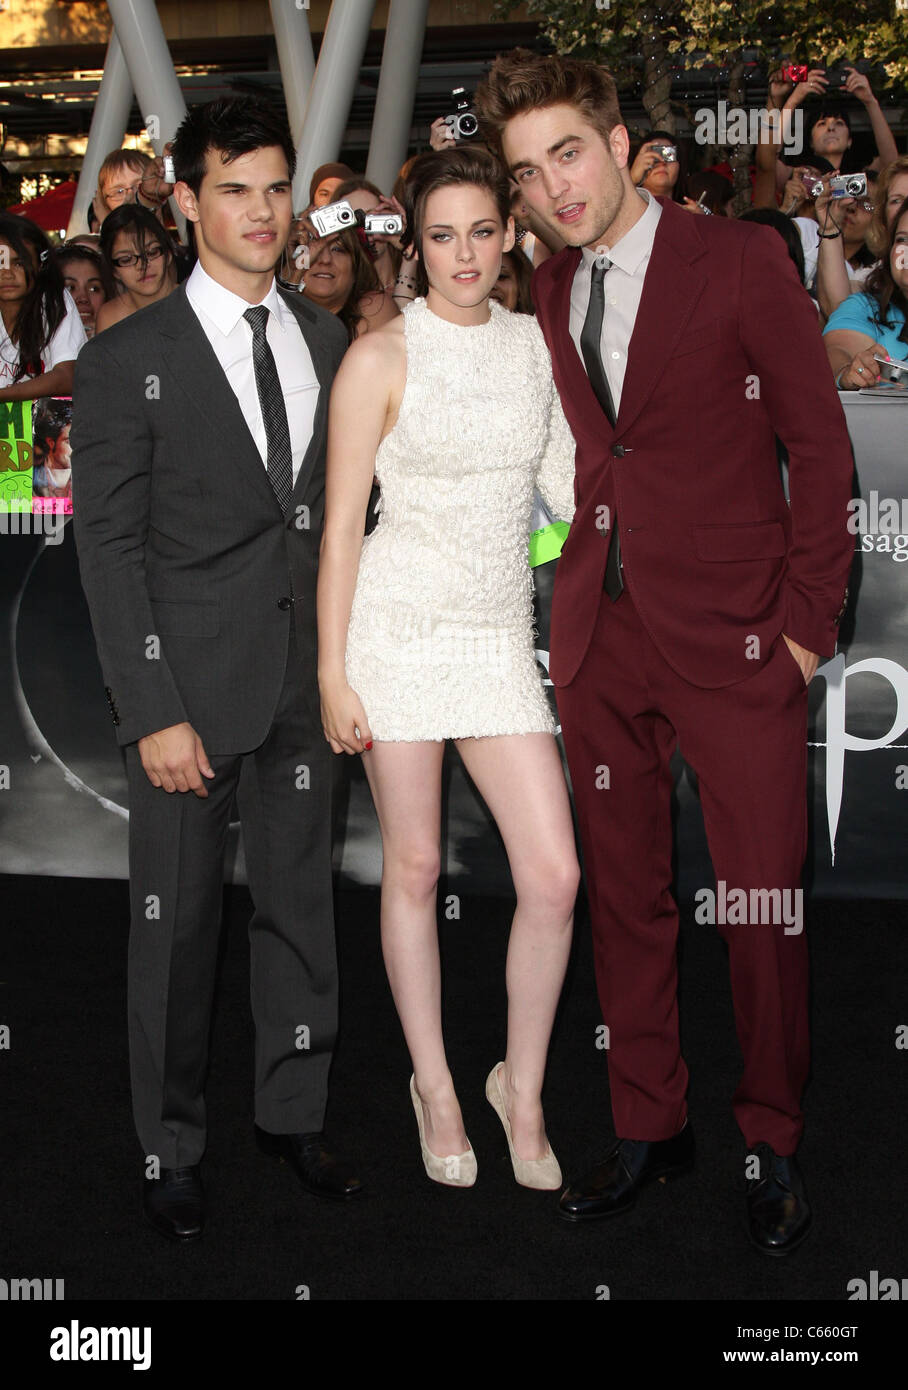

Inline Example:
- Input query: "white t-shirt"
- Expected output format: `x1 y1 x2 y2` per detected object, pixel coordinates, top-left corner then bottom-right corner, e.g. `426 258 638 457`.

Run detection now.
0 289 86 386
793 217 819 289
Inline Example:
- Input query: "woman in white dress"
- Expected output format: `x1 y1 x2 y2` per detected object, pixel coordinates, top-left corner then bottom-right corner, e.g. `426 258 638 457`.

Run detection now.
317 148 579 1190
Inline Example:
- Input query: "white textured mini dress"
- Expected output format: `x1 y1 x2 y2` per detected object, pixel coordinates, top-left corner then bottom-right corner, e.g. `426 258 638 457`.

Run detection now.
344 295 577 742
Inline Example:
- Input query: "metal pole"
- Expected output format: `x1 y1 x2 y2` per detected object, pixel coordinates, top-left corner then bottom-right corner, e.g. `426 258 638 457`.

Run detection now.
365 0 429 195
291 0 375 212
269 0 315 149
106 0 188 233
67 32 133 238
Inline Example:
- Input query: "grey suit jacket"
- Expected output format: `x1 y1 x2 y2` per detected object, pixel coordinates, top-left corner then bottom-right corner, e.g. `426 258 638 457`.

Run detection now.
71 281 348 753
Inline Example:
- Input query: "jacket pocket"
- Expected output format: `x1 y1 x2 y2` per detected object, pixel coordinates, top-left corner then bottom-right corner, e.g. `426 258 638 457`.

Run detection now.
148 596 220 637
692 520 787 563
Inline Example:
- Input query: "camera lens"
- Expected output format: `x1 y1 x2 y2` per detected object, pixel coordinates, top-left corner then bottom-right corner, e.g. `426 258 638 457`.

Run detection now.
458 114 478 138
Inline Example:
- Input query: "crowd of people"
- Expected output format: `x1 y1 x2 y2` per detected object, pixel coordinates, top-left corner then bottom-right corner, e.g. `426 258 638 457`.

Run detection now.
3 57 906 474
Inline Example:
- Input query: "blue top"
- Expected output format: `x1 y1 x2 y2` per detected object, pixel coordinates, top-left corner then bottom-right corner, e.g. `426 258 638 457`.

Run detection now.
823 291 908 360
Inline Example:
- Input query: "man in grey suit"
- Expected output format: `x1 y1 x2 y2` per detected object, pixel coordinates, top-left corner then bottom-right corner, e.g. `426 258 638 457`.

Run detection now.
72 98 360 1240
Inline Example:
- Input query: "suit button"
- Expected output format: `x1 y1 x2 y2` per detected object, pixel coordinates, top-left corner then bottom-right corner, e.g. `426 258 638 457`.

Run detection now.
611 443 626 457
277 596 293 610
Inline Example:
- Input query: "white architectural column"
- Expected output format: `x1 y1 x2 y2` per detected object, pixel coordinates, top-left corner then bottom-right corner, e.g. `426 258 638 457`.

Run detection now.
365 0 429 195
269 0 316 148
291 0 375 211
67 33 133 238
107 0 188 230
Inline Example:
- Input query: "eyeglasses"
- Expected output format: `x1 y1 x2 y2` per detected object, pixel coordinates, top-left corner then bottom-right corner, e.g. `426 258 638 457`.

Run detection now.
104 184 142 203
111 244 167 269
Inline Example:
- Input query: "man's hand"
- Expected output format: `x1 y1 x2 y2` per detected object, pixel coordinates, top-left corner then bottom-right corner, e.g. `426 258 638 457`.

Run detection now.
782 634 820 686
785 68 828 109
138 722 216 796
429 116 455 151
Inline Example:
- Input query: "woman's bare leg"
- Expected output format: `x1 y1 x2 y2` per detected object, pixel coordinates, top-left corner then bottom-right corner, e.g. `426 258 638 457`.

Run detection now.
453 732 580 1159
361 740 469 1156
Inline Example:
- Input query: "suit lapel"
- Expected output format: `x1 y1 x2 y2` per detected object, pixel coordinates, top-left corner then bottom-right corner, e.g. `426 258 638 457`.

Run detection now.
156 285 278 511
547 246 613 439
278 288 336 508
547 198 709 442
615 199 709 435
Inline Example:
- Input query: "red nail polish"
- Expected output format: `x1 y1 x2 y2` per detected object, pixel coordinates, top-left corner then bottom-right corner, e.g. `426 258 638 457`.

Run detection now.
365 741 373 750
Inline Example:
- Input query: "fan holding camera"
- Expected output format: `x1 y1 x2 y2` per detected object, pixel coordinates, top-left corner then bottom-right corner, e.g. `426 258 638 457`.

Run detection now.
768 62 897 193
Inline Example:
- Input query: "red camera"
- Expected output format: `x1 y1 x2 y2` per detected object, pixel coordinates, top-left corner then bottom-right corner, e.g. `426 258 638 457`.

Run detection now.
783 65 809 83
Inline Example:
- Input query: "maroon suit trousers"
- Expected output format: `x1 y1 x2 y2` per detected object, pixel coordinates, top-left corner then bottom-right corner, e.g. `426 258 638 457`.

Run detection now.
556 582 811 1155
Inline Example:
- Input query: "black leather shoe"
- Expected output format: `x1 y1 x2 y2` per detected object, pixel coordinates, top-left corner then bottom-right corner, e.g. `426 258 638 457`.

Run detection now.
746 1142 811 1256
142 1165 203 1241
558 1121 694 1223
255 1126 363 1200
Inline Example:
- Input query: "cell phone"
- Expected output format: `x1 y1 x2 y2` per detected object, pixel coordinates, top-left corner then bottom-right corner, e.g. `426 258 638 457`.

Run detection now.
163 154 175 184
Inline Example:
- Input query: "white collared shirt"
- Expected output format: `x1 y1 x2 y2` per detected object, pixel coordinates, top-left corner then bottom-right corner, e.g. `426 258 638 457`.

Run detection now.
185 260 319 488
569 188 662 414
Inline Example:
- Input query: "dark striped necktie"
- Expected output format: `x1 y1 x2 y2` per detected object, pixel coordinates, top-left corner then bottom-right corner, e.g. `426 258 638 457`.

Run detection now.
243 304 293 514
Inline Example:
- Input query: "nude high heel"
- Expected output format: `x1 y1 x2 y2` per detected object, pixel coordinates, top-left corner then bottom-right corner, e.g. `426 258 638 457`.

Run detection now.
485 1062 563 1190
409 1075 477 1187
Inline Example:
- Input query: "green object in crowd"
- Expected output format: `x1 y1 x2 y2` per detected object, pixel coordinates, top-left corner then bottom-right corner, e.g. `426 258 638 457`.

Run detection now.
529 520 570 569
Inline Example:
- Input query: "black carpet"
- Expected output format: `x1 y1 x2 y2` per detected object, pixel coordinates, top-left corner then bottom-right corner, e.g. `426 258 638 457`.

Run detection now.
2 874 906 1305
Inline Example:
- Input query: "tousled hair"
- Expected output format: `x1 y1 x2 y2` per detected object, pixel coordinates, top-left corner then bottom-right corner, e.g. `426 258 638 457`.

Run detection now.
170 97 296 197
473 47 623 165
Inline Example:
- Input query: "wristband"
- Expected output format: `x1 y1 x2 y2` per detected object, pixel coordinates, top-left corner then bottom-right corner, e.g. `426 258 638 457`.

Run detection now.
835 365 850 388
818 228 843 239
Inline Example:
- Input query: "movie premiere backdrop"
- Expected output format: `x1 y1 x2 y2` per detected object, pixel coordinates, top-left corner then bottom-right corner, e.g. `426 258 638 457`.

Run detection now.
0 391 905 898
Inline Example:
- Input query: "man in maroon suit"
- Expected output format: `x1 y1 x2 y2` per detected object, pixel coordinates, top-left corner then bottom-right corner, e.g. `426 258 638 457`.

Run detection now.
475 52 854 1253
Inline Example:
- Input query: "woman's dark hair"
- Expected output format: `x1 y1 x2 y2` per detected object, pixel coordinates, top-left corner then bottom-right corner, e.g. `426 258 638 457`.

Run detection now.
630 128 689 203
738 208 807 286
170 96 296 196
33 398 73 456
100 203 175 273
303 223 382 343
54 243 117 301
864 195 908 346
399 146 513 298
333 177 403 279
0 212 67 381
499 248 534 314
686 170 734 216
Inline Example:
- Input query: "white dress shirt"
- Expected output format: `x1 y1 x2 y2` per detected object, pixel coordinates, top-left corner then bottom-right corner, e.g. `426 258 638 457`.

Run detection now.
569 188 662 414
185 261 319 488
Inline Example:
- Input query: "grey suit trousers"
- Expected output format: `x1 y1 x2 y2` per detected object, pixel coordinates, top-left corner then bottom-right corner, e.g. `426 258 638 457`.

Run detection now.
124 606 336 1169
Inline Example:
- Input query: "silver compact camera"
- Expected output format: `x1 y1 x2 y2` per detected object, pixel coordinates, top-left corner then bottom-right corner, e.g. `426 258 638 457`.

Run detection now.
364 212 403 235
444 87 478 141
649 143 677 163
309 199 357 237
829 172 868 200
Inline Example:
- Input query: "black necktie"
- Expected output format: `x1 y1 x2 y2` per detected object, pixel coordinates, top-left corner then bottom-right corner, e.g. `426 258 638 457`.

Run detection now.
243 305 293 514
580 259 624 601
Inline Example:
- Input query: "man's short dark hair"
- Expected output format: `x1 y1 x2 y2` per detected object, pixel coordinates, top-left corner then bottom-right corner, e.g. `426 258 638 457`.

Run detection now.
171 97 296 196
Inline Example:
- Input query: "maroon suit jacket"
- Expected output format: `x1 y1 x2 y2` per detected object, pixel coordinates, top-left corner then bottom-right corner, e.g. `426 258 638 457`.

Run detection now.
532 196 854 690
